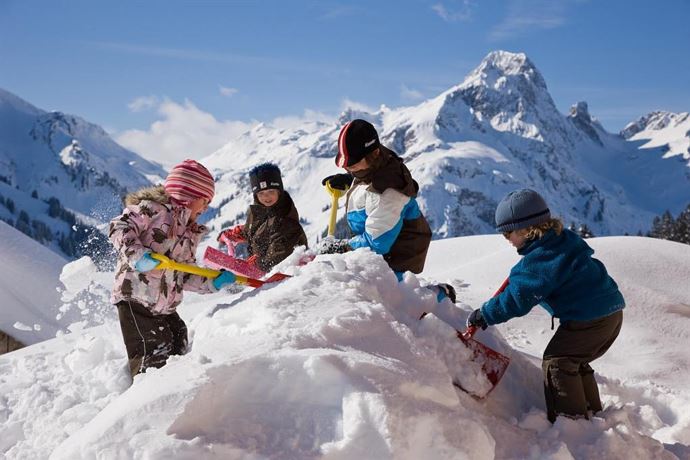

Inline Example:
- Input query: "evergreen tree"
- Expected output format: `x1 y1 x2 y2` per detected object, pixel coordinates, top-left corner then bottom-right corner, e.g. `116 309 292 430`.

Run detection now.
675 205 690 244
577 223 595 239
648 205 690 245
649 211 676 240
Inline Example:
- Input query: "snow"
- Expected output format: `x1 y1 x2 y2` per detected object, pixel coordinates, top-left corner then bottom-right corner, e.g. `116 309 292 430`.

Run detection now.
1 234 689 459
0 221 66 345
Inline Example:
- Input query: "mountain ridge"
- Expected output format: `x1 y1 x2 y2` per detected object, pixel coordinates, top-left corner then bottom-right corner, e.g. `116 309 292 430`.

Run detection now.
202 50 690 240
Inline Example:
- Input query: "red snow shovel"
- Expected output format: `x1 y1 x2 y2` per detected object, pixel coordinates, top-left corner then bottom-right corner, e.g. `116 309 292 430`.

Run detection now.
453 278 511 397
149 253 273 288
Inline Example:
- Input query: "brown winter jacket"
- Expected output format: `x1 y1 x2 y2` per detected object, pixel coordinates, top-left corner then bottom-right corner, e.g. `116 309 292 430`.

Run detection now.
243 191 308 272
109 186 216 315
346 146 432 274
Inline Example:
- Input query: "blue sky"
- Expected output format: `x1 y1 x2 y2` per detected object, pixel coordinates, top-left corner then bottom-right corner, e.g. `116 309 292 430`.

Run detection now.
1 0 689 163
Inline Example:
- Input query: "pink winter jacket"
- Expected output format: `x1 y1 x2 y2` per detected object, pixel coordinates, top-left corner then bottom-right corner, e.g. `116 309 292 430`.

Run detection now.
109 186 217 315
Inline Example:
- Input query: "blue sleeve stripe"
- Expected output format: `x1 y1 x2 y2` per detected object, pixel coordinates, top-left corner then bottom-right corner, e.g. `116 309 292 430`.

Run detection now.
349 217 403 254
403 198 422 219
347 209 367 235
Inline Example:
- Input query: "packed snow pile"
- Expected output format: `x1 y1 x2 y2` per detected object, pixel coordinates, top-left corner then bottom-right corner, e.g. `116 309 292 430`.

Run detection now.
1 236 689 459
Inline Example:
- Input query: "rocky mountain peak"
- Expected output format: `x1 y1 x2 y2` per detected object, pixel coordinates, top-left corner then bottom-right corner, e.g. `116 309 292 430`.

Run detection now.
621 111 689 139
462 50 547 92
568 101 603 146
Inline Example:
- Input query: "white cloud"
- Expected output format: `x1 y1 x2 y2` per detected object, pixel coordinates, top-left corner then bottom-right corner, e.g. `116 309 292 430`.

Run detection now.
340 98 378 114
219 85 239 97
116 98 255 168
432 1 473 22
318 5 362 20
127 95 159 112
400 84 424 102
270 109 334 130
489 0 572 41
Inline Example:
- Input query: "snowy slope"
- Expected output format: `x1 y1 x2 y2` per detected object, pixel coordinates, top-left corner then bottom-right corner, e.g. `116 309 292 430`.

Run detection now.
201 51 690 242
1 236 689 459
0 221 114 346
0 221 66 345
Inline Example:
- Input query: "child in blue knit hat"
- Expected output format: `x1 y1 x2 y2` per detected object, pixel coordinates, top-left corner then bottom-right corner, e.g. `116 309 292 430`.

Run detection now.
466 188 625 423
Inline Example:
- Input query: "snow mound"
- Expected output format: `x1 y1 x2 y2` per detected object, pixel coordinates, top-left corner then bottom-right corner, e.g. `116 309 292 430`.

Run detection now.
2 236 688 459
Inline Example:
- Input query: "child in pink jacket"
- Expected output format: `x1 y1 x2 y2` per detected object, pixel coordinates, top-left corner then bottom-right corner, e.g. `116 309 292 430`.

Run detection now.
109 159 235 379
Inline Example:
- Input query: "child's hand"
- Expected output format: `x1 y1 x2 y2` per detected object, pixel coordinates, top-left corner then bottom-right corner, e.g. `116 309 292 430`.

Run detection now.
322 174 353 191
213 270 237 290
317 237 351 255
218 225 246 243
466 309 488 330
134 252 162 272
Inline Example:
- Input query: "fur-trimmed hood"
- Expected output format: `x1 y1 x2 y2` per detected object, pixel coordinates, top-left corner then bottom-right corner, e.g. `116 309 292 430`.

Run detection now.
124 185 170 207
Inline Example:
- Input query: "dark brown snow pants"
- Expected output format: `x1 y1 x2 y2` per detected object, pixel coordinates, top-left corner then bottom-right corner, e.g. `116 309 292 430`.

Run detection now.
116 300 188 379
542 310 623 423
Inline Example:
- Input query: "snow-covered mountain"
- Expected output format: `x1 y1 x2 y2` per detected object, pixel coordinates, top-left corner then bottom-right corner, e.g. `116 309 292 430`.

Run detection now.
622 111 690 163
0 88 165 258
202 51 690 240
2 235 689 458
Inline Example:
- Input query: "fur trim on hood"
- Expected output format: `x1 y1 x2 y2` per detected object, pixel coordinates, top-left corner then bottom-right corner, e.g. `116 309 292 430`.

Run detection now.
124 185 170 207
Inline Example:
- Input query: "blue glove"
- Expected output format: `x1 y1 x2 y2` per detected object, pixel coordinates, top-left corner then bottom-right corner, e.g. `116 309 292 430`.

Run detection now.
466 309 488 330
213 270 236 290
135 252 161 272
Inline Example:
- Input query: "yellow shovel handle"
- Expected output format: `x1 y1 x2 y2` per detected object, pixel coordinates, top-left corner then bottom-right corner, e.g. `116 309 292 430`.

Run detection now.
149 253 257 287
325 182 347 237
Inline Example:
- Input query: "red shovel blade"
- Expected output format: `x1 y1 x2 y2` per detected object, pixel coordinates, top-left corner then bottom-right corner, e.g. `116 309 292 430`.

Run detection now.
454 326 510 395
452 278 512 397
204 247 293 285
204 246 267 279
263 272 291 283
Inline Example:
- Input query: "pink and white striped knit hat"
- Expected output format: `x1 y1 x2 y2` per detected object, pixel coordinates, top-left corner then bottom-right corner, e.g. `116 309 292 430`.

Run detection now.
164 159 215 205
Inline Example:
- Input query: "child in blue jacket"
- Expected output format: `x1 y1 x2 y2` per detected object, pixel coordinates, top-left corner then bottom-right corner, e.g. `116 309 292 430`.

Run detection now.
466 189 625 423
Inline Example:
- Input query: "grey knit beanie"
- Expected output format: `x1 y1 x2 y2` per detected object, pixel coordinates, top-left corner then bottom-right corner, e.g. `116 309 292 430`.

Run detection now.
495 189 551 232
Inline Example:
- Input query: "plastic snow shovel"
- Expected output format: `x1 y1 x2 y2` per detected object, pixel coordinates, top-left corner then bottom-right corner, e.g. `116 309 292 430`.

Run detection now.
207 233 309 283
149 252 274 288
204 246 292 283
453 278 511 397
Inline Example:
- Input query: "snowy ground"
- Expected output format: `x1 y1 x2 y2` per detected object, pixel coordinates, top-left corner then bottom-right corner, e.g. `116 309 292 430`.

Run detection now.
1 234 689 459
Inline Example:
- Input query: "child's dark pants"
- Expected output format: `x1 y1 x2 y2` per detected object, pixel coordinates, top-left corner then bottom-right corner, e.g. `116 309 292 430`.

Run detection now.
542 310 623 422
116 300 188 379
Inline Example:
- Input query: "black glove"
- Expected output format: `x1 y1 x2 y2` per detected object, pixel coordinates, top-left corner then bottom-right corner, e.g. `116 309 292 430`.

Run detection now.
322 173 353 191
317 237 351 255
466 309 488 330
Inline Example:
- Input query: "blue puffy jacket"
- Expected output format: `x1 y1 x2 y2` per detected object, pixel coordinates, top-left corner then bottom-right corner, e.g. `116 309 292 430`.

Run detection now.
481 229 625 325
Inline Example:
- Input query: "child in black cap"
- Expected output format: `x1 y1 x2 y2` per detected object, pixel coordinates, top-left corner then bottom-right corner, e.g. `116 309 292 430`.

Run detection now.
321 119 455 303
217 163 307 272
